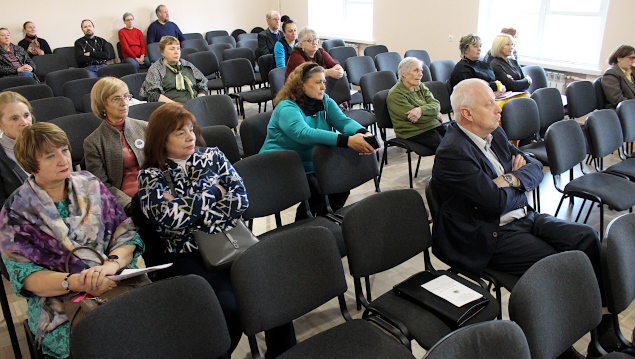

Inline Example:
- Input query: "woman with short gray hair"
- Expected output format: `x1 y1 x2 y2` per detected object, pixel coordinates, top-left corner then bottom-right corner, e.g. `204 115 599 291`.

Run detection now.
118 12 150 71
387 57 445 151
284 27 343 82
449 34 505 96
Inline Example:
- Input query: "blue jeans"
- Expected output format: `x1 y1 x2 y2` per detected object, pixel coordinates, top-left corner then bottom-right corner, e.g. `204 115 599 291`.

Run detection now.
122 57 151 71
17 72 34 77
85 64 107 78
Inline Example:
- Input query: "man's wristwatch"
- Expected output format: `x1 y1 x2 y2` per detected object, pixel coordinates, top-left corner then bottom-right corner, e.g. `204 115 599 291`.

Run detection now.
503 174 515 187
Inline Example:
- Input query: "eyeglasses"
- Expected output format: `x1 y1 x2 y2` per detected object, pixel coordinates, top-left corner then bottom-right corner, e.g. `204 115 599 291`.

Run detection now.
109 94 133 103
305 38 319 43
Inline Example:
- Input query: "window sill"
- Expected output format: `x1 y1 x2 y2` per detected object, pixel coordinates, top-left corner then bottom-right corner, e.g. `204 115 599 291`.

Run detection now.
519 58 602 76
320 35 375 45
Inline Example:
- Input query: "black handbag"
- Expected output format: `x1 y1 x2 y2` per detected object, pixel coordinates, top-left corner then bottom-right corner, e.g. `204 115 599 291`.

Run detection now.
163 169 258 272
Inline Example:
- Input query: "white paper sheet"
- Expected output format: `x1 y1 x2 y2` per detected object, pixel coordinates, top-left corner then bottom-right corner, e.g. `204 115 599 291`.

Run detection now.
106 263 173 281
421 275 483 307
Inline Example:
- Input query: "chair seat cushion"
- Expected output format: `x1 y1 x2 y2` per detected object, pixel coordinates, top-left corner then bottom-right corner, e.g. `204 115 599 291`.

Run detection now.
208 78 224 91
369 275 499 349
236 88 272 103
564 172 635 211
345 109 376 127
481 267 520 292
387 138 435 157
605 159 635 181
350 92 363 106
520 142 548 165
259 216 345 257
276 319 414 359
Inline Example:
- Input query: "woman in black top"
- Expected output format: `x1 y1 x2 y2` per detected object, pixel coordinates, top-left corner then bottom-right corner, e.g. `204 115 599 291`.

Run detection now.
490 34 532 92
17 22 52 57
449 34 504 95
0 92 33 204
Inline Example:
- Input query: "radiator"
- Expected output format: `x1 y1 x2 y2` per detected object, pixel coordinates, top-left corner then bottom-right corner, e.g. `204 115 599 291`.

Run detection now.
545 71 567 93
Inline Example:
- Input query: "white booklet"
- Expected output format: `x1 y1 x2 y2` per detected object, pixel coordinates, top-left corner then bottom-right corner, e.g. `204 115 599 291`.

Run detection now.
496 91 525 100
106 263 173 281
421 275 483 307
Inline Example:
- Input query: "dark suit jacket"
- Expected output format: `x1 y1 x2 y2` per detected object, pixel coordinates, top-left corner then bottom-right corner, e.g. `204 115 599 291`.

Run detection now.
0 146 28 205
431 122 543 273
257 29 279 57
602 64 635 109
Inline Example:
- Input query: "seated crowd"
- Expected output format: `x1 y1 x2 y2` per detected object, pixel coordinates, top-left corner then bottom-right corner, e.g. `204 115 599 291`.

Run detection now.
0 7 633 359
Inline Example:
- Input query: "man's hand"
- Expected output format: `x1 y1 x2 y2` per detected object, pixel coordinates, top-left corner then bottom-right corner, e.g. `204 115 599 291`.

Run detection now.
84 52 90 57
512 154 526 171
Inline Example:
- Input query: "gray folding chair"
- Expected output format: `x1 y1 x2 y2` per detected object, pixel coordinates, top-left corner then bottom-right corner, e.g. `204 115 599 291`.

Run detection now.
206 30 229 44
239 111 272 157
32 53 67 82
97 63 137 78
45 68 90 97
128 102 164 122
53 46 78 68
30 97 76 122
181 38 209 52
199 125 241 164
185 94 239 130
364 44 389 59
429 60 456 83
531 87 565 137
50 113 102 169
329 46 357 73
374 52 402 75
322 39 346 52
183 32 204 41
0 75 37 92
62 77 99 112
121 73 147 99
3 84 53 101
522 65 548 94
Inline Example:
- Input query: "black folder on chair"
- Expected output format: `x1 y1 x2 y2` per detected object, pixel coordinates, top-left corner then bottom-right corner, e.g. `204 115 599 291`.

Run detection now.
393 271 489 327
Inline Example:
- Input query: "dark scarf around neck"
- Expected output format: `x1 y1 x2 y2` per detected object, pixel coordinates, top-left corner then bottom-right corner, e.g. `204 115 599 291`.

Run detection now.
299 95 325 117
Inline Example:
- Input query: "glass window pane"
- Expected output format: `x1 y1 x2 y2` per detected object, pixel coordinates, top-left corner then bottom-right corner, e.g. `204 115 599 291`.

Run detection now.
541 14 601 64
345 3 373 41
550 0 601 12
309 0 344 36
492 0 541 12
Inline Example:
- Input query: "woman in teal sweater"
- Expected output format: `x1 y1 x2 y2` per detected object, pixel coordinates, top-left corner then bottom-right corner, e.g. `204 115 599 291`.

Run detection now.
387 57 445 152
260 62 376 219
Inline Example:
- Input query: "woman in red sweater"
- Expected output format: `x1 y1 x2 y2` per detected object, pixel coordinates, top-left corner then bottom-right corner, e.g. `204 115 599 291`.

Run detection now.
284 27 344 83
118 12 150 71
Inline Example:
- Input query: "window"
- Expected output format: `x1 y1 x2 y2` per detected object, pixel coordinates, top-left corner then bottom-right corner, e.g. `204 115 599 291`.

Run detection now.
477 0 609 72
308 0 374 43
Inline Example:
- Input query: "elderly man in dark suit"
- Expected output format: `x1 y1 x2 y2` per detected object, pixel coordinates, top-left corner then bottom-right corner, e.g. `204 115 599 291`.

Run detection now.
431 78 600 276
257 11 281 57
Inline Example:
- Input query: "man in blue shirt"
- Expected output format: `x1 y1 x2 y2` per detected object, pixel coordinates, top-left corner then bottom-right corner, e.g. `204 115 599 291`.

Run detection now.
257 11 281 57
146 5 186 44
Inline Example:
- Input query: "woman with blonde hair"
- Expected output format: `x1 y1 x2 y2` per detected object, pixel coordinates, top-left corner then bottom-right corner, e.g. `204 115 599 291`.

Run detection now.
490 34 532 92
0 91 33 204
84 77 146 214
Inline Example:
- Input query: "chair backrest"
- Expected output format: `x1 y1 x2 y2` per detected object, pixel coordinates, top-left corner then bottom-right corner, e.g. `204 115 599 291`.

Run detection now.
240 111 272 157
32 54 68 81
424 177 441 220
146 42 162 63
183 32 204 41
97 63 137 78
531 87 565 136
566 80 596 119
199 125 241 164
363 44 388 59
373 89 393 130
70 275 231 359
602 213 635 315
30 97 76 122
617 99 635 143
322 39 346 52
342 189 430 278
219 58 255 89
128 102 164 122
585 109 624 159
184 51 219 79
185 94 239 129
430 60 456 83
50 113 102 166
237 33 258 42
269 67 286 99
250 27 264 34
420 64 433 82
509 251 602 359
63 77 100 112
423 321 531 359
205 30 229 44
544 119 587 176
325 75 353 105
522 65 548 94
237 40 259 59
374 52 402 75
181 38 209 52
404 50 431 67
211 35 237 48
232 150 310 220
45 68 90 97
179 48 198 58
329 46 357 73
52 46 78 68
104 41 116 62
120 73 147 99
258 54 275 84
116 42 123 60
424 80 451 115
345 56 376 86
230 29 246 42
222 47 256 66
3 84 53 101
231 226 347 336
312 144 380 195
82 93 92 113
208 43 233 64
0 76 37 92
360 70 398 108
500 97 541 141
593 76 607 110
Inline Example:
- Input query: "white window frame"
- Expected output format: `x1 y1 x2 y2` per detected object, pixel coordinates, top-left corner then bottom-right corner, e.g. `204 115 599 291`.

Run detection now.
308 0 374 44
477 0 609 75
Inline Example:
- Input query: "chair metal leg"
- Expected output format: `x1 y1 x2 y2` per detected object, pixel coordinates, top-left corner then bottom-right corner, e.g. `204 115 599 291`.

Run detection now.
407 151 413 189
554 195 567 217
583 202 594 224
599 204 605 239
0 280 21 358
365 276 372 303
414 156 422 179
575 199 587 222
378 148 388 188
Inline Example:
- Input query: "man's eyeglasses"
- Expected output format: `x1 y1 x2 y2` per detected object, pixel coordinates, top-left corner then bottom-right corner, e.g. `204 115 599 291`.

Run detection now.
109 94 133 103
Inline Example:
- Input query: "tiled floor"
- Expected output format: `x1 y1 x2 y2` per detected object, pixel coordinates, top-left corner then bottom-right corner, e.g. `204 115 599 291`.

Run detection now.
0 99 633 359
